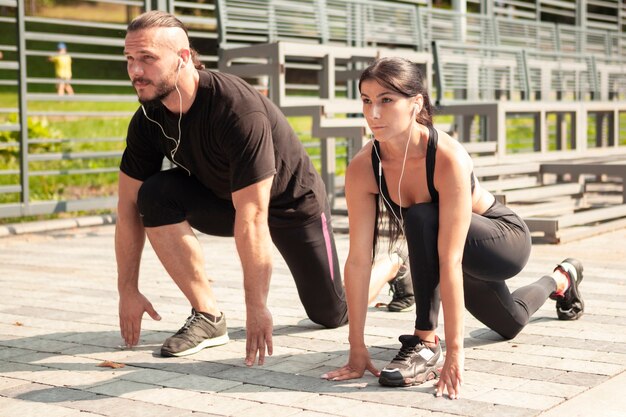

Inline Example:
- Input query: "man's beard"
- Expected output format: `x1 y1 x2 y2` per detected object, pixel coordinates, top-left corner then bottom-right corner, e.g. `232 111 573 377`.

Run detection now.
135 78 177 107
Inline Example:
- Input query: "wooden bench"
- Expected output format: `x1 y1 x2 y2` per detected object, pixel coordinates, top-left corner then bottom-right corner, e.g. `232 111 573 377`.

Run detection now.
515 161 626 242
540 162 626 203
524 204 626 243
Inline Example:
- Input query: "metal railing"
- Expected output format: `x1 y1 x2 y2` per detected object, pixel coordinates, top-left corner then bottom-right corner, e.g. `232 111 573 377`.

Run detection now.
0 0 146 218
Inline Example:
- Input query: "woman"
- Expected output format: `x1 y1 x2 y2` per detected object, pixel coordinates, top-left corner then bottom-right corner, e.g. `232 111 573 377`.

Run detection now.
321 57 584 399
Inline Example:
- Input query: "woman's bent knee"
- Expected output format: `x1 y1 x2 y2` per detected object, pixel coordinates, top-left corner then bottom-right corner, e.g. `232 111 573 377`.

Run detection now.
495 325 523 340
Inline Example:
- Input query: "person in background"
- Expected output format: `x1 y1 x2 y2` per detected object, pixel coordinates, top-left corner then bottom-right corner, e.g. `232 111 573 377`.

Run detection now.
49 42 74 96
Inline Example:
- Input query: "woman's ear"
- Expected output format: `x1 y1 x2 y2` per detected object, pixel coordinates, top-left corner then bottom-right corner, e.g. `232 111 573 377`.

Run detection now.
414 94 424 111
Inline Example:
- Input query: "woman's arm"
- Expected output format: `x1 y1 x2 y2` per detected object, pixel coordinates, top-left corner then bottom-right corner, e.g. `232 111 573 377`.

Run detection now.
322 149 379 380
434 136 474 399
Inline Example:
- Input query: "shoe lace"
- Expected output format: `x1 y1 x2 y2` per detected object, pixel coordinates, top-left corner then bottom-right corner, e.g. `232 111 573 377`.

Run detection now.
175 311 202 336
389 277 405 300
392 344 417 363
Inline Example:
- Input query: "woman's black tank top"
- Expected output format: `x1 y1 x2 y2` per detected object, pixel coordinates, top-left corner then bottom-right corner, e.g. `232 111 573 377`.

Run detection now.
371 126 475 219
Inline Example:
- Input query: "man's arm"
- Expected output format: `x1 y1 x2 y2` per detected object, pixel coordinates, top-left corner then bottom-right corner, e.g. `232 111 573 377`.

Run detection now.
231 175 274 366
116 171 160 347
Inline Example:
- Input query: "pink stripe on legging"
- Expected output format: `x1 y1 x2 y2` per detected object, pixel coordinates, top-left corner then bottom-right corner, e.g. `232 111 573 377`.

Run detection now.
320 212 334 281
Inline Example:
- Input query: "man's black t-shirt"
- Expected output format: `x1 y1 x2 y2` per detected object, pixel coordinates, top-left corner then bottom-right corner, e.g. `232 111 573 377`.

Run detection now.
120 70 326 226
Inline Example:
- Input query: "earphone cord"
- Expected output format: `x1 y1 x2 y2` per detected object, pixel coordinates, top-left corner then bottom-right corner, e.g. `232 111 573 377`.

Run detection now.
397 113 415 232
372 108 417 236
140 64 190 176
372 137 406 237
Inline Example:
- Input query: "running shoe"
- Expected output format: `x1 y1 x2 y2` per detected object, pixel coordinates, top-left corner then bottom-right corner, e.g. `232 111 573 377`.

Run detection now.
161 309 229 357
549 258 584 320
378 335 441 387
387 264 415 312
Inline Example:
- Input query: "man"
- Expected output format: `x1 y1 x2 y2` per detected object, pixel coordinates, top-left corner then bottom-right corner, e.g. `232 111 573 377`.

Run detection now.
116 11 349 366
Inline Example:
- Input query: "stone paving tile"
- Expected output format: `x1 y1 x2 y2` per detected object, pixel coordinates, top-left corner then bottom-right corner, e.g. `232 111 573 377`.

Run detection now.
0 376 31 392
0 336 82 354
478 404 538 417
296 394 431 417
153 359 234 377
0 381 98 404
262 358 325 374
473 388 564 410
1 224 626 417
127 388 259 415
62 395 195 417
0 346 33 361
287 411 336 417
546 371 610 387
484 363 568 382
478 340 626 365
467 348 622 376
86 379 157 398
174 412 223 417
223 368 329 393
323 385 435 408
220 385 319 407
160 374 243 393
515 379 586 398
230 402 303 417
463 370 525 390
413 396 492 417
0 361 58 380
0 396 102 417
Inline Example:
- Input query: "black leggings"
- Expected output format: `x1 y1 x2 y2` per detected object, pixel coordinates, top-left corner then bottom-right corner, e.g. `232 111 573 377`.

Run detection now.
137 169 348 328
405 201 556 340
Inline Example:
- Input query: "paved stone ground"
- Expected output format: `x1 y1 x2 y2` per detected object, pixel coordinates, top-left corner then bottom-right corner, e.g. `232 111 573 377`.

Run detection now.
0 220 625 417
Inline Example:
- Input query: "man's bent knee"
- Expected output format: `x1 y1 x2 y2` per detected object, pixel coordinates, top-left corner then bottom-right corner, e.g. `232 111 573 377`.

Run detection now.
308 306 348 329
137 173 187 227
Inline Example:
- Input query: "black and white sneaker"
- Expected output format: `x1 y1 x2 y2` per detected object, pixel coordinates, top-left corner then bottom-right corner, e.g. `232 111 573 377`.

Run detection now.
161 309 229 357
387 265 415 312
549 258 584 321
379 335 441 387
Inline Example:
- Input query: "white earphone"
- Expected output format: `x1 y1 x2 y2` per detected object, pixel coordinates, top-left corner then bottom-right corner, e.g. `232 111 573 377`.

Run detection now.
372 101 419 238
140 54 190 176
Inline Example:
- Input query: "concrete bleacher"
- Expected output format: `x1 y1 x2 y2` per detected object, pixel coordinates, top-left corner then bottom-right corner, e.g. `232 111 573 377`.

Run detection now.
214 0 626 243
1 0 624 245
216 0 430 202
4 0 623 242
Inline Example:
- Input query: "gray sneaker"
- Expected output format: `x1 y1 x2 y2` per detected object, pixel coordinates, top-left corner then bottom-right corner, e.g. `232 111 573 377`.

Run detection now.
161 309 229 357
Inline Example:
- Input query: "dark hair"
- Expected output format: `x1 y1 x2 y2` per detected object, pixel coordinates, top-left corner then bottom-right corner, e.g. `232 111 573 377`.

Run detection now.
359 57 434 260
127 11 205 70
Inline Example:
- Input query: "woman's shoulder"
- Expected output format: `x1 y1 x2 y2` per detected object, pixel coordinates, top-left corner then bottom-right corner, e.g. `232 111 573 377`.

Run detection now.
349 141 375 170
433 129 471 161
432 128 473 177
346 142 377 189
